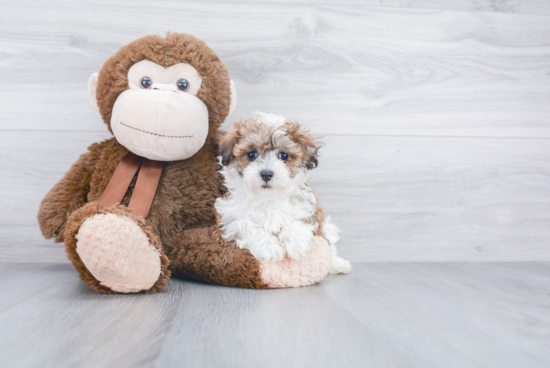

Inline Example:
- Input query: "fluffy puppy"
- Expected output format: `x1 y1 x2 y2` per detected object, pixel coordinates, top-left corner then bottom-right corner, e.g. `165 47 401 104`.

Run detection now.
215 112 351 275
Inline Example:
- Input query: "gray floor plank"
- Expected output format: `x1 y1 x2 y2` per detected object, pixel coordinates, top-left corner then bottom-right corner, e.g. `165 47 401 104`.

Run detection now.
0 262 549 368
322 262 550 368
156 282 376 368
0 263 73 313
0 265 186 368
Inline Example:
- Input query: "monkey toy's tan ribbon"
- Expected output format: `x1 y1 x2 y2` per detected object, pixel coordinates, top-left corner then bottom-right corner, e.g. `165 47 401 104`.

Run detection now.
99 152 164 218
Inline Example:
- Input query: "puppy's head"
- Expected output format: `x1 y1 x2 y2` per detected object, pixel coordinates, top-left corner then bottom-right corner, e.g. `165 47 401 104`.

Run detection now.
219 112 321 197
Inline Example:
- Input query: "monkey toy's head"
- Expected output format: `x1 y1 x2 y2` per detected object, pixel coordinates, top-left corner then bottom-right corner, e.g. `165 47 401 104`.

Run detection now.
88 33 236 161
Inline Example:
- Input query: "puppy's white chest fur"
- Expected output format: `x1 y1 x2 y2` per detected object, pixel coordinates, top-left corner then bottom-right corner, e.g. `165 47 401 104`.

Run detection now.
216 184 318 262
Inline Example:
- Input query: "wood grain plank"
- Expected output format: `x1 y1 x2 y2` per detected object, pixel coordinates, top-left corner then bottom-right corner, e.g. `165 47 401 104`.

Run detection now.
402 0 550 14
236 0 550 15
315 134 550 262
0 266 186 368
1 131 549 263
1 262 548 367
156 281 377 368
0 1 549 137
0 226 66 263
0 263 74 312
321 262 550 368
0 131 111 226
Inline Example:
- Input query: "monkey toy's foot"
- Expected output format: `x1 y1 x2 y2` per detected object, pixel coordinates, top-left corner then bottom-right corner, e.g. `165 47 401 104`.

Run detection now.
64 202 170 294
76 214 162 293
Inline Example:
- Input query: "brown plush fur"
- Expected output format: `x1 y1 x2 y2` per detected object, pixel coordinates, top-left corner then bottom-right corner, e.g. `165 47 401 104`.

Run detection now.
37 142 104 243
97 32 231 139
37 33 267 292
166 221 268 289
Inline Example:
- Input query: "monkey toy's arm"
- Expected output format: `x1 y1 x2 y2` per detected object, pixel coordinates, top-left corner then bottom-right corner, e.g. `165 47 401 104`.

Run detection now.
37 143 101 243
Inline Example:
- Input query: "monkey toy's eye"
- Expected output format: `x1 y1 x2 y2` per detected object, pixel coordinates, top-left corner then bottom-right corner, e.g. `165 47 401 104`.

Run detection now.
247 151 258 161
278 152 289 161
140 77 152 89
177 78 190 92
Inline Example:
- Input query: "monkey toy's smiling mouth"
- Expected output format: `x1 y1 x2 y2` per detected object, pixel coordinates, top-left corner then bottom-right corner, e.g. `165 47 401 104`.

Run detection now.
119 122 194 139
111 87 209 162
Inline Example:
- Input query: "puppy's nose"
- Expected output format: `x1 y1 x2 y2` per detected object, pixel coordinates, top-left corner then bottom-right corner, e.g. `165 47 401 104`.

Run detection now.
260 170 274 182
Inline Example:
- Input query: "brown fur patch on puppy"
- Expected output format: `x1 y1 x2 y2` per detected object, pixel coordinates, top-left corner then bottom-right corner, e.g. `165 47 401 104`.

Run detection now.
219 118 322 177
281 122 321 170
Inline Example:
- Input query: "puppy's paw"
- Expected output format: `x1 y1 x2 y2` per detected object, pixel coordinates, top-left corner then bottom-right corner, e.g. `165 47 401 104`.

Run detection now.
330 256 352 275
248 234 285 262
279 230 312 260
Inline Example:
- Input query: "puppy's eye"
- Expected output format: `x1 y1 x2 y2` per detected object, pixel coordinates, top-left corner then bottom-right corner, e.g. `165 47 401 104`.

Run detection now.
278 152 289 161
247 151 258 161
141 77 152 89
177 78 190 92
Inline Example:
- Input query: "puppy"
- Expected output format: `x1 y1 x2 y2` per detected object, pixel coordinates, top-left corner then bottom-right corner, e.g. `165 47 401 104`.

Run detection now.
215 112 351 275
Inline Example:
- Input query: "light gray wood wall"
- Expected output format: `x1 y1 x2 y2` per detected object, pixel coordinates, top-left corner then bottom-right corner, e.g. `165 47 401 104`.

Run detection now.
1 0 549 263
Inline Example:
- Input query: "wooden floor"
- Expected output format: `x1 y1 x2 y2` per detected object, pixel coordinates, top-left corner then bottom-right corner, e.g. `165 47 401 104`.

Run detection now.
0 262 548 368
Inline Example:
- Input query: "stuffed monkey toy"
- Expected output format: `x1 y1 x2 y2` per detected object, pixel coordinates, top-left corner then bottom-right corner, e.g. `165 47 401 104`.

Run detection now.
37 33 332 293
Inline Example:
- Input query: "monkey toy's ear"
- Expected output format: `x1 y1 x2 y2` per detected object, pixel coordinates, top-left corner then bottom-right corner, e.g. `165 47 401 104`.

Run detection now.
229 80 237 116
88 73 99 112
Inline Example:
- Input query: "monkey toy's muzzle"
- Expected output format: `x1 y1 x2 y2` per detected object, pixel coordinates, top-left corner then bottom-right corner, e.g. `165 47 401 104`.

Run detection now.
110 89 209 161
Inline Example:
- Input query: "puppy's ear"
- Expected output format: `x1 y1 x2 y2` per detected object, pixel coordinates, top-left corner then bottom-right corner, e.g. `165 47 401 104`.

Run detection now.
284 122 322 170
305 145 320 170
218 128 241 166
